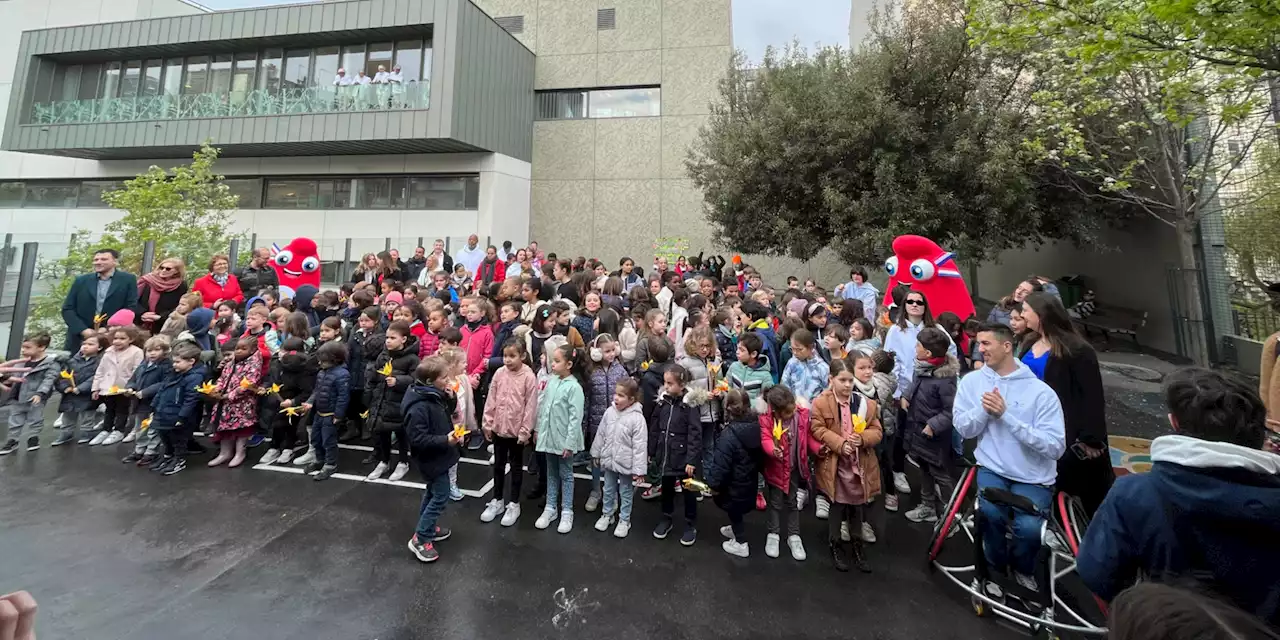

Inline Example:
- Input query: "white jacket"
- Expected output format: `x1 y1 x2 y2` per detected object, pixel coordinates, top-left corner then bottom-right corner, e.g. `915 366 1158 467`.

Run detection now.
590 402 648 477
953 360 1066 486
884 319 956 398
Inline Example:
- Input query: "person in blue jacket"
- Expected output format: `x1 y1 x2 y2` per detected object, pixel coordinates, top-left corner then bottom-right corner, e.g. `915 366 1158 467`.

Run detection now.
1076 367 1280 627
149 342 208 475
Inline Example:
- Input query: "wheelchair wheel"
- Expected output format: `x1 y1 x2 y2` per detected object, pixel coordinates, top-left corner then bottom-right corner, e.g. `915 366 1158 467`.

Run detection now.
928 465 976 563
1055 493 1089 556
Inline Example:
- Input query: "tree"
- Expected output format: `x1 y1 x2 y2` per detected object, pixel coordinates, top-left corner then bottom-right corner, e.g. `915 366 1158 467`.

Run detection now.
685 1 1125 269
29 143 244 345
1224 137 1280 293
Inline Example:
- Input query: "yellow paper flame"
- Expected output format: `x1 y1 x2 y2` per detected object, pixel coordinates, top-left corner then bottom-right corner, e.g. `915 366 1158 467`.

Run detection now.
108 385 123 395
195 381 217 394
852 414 867 434
449 380 461 393
378 361 394 376
280 406 303 417
239 377 254 389
640 360 652 371
682 478 711 494
359 410 370 419
60 370 76 386
140 414 153 431
771 419 788 442
93 313 109 328
268 383 282 394
452 424 471 439
714 379 729 393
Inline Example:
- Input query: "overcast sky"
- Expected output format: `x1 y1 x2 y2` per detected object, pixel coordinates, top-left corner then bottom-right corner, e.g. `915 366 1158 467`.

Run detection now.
198 0 851 62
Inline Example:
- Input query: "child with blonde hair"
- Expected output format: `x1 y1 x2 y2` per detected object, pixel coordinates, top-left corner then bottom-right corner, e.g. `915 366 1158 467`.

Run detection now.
160 292 204 338
439 346 473 501
121 335 173 466
91 326 145 446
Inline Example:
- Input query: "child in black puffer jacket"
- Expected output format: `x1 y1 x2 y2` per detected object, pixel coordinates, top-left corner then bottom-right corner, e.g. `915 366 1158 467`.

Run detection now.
648 363 705 546
365 320 420 482
705 389 764 558
122 335 174 466
53 334 103 446
261 337 316 466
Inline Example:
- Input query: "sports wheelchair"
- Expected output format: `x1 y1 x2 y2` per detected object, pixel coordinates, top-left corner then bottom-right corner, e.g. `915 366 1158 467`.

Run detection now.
926 466 1109 639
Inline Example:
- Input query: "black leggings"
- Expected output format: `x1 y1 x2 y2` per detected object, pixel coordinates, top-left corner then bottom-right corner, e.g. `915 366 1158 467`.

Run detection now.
102 395 131 434
159 424 190 457
374 427 409 464
727 507 749 543
661 475 698 524
492 436 525 504
828 503 867 543
892 408 908 473
271 416 301 451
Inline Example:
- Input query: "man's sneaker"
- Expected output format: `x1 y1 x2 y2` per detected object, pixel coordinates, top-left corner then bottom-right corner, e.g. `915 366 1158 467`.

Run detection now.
247 434 265 448
840 521 851 542
722 539 750 558
885 494 899 512
162 458 187 475
122 431 137 444
138 454 158 467
641 485 662 500
652 517 674 539
500 503 521 527
584 490 601 512
594 513 613 532
765 533 780 558
313 464 337 481
557 511 574 534
52 434 75 447
121 452 143 464
304 462 323 475
787 534 806 560
277 449 294 465
613 519 631 538
388 462 410 482
815 494 830 519
861 522 877 543
756 491 767 511
893 471 911 494
88 431 109 446
796 488 809 511
535 508 558 530
150 455 172 471
680 526 697 546
905 504 939 523
427 526 451 542
366 461 390 480
0 439 18 455
408 535 439 563
449 483 464 501
1014 572 1039 593
293 448 316 466
259 448 281 465
480 499 504 523
102 431 124 446
26 436 39 451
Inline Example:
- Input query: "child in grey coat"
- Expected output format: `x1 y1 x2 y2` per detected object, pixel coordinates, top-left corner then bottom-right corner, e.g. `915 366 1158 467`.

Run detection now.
1 333 56 455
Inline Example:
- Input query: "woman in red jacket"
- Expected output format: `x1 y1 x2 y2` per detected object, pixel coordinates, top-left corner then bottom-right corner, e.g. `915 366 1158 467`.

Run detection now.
192 254 245 309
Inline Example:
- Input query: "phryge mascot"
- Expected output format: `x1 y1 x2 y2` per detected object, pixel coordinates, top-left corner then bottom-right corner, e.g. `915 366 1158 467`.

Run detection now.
881 235 975 321
270 237 322 299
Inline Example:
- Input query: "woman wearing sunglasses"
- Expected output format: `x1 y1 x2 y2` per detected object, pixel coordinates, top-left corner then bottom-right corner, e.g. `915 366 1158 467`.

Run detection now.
137 258 189 334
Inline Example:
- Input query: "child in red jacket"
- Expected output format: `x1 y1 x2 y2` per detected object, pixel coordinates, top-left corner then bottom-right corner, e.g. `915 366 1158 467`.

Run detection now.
758 384 820 562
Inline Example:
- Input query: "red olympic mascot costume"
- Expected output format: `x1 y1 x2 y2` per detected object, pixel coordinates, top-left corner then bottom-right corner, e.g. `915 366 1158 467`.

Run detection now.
881 235 975 321
271 237 322 299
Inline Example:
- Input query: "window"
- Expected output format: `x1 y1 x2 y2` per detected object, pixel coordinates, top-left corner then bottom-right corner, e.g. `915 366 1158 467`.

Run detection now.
142 60 163 97
183 56 208 95
341 45 366 81
162 59 183 97
318 180 337 208
0 183 23 208
23 183 78 208
495 15 524 34
77 64 102 100
598 8 616 30
535 87 660 120
1228 140 1242 156
231 54 256 97
209 54 233 95
408 176 475 210
394 41 423 82
366 42 393 78
119 60 142 98
389 177 408 208
53 65 81 102
77 181 122 207
313 46 339 87
259 49 283 94
101 62 122 99
224 178 262 208
282 50 310 91
333 179 352 208
356 177 392 209
264 179 318 208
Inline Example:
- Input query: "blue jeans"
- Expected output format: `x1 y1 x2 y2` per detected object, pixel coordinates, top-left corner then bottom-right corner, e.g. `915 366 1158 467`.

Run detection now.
545 455 575 514
310 415 339 466
977 467 1052 576
602 470 635 521
416 471 452 539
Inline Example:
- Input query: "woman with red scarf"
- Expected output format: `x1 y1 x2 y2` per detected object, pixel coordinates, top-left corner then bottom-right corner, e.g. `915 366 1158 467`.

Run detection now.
136 257 190 334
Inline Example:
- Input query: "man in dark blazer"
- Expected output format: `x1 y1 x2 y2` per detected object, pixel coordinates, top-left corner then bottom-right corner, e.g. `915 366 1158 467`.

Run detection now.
62 248 140 351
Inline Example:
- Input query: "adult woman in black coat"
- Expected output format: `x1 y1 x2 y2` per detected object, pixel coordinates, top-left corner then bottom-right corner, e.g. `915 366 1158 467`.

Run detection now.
136 257 189 335
1021 292 1115 515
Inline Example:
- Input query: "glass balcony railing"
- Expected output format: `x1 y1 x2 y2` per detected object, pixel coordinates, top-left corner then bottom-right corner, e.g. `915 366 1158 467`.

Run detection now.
29 81 431 125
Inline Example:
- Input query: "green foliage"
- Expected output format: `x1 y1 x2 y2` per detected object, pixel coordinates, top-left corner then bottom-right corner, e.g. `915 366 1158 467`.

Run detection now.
28 143 244 346
1224 137 1280 296
685 2 1128 266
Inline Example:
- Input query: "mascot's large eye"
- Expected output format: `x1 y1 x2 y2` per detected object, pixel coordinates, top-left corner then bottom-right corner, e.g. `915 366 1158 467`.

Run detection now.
274 250 293 267
909 259 936 281
301 256 320 273
884 256 899 277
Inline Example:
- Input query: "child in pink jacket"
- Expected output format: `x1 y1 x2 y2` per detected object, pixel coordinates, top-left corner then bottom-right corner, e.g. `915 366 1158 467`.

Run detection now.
758 385 820 561
91 326 144 445
479 339 539 527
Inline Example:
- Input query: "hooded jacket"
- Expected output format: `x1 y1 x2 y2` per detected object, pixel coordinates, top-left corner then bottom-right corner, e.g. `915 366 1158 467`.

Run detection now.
9 355 56 405
126 357 173 415
55 351 100 412
648 389 704 476
585 360 629 438
1077 435 1280 625
902 355 960 468
267 349 317 429
884 319 957 399
293 285 321 332
183 307 215 352
482 363 538 442
403 383 461 478
705 416 765 513
728 358 774 402
150 363 207 430
746 320 782 383
759 404 819 491
535 374 586 455
365 333 420 432
678 354 723 424
94 344 144 394
953 359 1066 486
307 364 351 417
590 401 648 477
459 320 493 378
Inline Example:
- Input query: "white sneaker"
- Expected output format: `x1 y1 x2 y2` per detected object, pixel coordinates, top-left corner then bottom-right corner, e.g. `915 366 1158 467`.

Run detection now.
613 519 631 538
88 431 109 446
720 525 735 539
815 494 830 519
905 504 938 523
840 521 851 542
366 461 390 480
535 508 558 530
480 499 505 523
885 494 899 512
787 534 806 561
594 513 612 532
557 511 574 534
122 430 137 444
584 491 601 512
102 431 124 446
501 503 521 527
54 415 64 428
277 449 294 465
260 448 281 465
293 448 315 466
388 462 410 481
893 471 911 494
765 533 780 558
722 539 750 558
1014 572 1039 593
861 522 877 544
796 488 809 511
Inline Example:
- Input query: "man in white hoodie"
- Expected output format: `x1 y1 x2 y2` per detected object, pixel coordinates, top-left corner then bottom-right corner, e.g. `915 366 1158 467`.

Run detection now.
954 322 1066 597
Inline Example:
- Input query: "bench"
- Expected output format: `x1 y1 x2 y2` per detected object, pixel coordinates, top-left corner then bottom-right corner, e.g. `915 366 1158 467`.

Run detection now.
1074 302 1147 349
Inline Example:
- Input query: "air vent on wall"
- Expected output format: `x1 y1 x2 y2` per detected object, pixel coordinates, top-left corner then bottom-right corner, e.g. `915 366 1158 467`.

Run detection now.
597 8 616 30
495 15 525 34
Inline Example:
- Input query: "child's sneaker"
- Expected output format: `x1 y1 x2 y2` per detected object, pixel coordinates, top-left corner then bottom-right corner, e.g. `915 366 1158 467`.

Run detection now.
535 508 558 530
293 448 316 466
1014 572 1039 593
138 454 158 467
121 452 143 464
102 431 124 446
277 449 294 465
885 494 899 512
0 439 18 455
765 533 780 558
162 458 187 475
366 461 390 480
861 522 877 543
815 494 830 519
893 471 911 494
408 535 439 563
720 525 735 539
557 511 574 534
26 436 39 451
304 462 323 475
787 534 806 561
259 448 281 465
388 462 410 482
722 539 750 558
613 519 631 538
594 513 612 532
584 490 601 512
680 526 697 546
500 503 521 527
77 432 96 445
652 517 673 539
796 488 808 510
840 521 851 542
449 483 463 501
88 431 109 446
641 485 662 501
122 430 137 444
150 455 172 471
480 499 504 523
905 504 938 523
313 464 337 481
427 526 451 542
52 434 75 447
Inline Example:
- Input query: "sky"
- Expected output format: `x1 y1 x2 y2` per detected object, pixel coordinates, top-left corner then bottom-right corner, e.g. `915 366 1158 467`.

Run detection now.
197 0 851 63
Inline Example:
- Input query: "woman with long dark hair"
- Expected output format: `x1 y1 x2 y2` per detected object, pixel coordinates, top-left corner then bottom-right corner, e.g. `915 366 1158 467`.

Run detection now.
1021 291 1114 514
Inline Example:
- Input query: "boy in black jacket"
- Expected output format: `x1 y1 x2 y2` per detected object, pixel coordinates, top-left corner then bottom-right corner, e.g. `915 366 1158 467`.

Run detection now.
404 356 463 563
150 343 208 475
704 389 764 558
366 321 420 482
261 337 316 466
302 341 351 481
122 335 173 466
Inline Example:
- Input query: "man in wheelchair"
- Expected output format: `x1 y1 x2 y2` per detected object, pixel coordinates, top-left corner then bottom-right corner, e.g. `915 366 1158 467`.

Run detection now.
1077 367 1280 627
954 323 1067 599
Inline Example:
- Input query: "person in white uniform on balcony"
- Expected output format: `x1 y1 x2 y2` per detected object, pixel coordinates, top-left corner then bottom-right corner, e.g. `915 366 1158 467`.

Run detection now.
355 71 372 85
388 65 404 84
333 68 353 86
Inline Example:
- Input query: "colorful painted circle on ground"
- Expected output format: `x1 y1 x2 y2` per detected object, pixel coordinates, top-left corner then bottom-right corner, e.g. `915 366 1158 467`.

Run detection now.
1109 436 1152 476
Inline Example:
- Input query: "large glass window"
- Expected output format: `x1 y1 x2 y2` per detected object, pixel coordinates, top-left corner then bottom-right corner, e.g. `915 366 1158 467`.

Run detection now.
265 179 318 208
224 178 262 208
366 42 393 77
313 46 339 87
394 40 423 82
259 49 283 94
333 179 351 208
53 65 81 102
536 90 587 120
209 55 233 95
162 59 183 96
0 183 24 208
282 50 310 91
183 56 208 95
142 60 163 97
409 177 471 210
101 62 122 99
536 87 660 120
23 183 78 208
341 45 366 81
231 54 256 97
77 181 122 208
77 64 102 100
317 180 337 209
119 60 142 98
389 178 408 208
356 178 392 209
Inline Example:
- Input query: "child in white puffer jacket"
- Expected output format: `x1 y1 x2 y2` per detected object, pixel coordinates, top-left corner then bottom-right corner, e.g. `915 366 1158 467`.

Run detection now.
590 378 648 538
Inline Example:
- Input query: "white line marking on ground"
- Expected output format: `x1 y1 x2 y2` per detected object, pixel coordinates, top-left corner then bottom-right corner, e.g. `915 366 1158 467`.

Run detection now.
251 463 495 497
